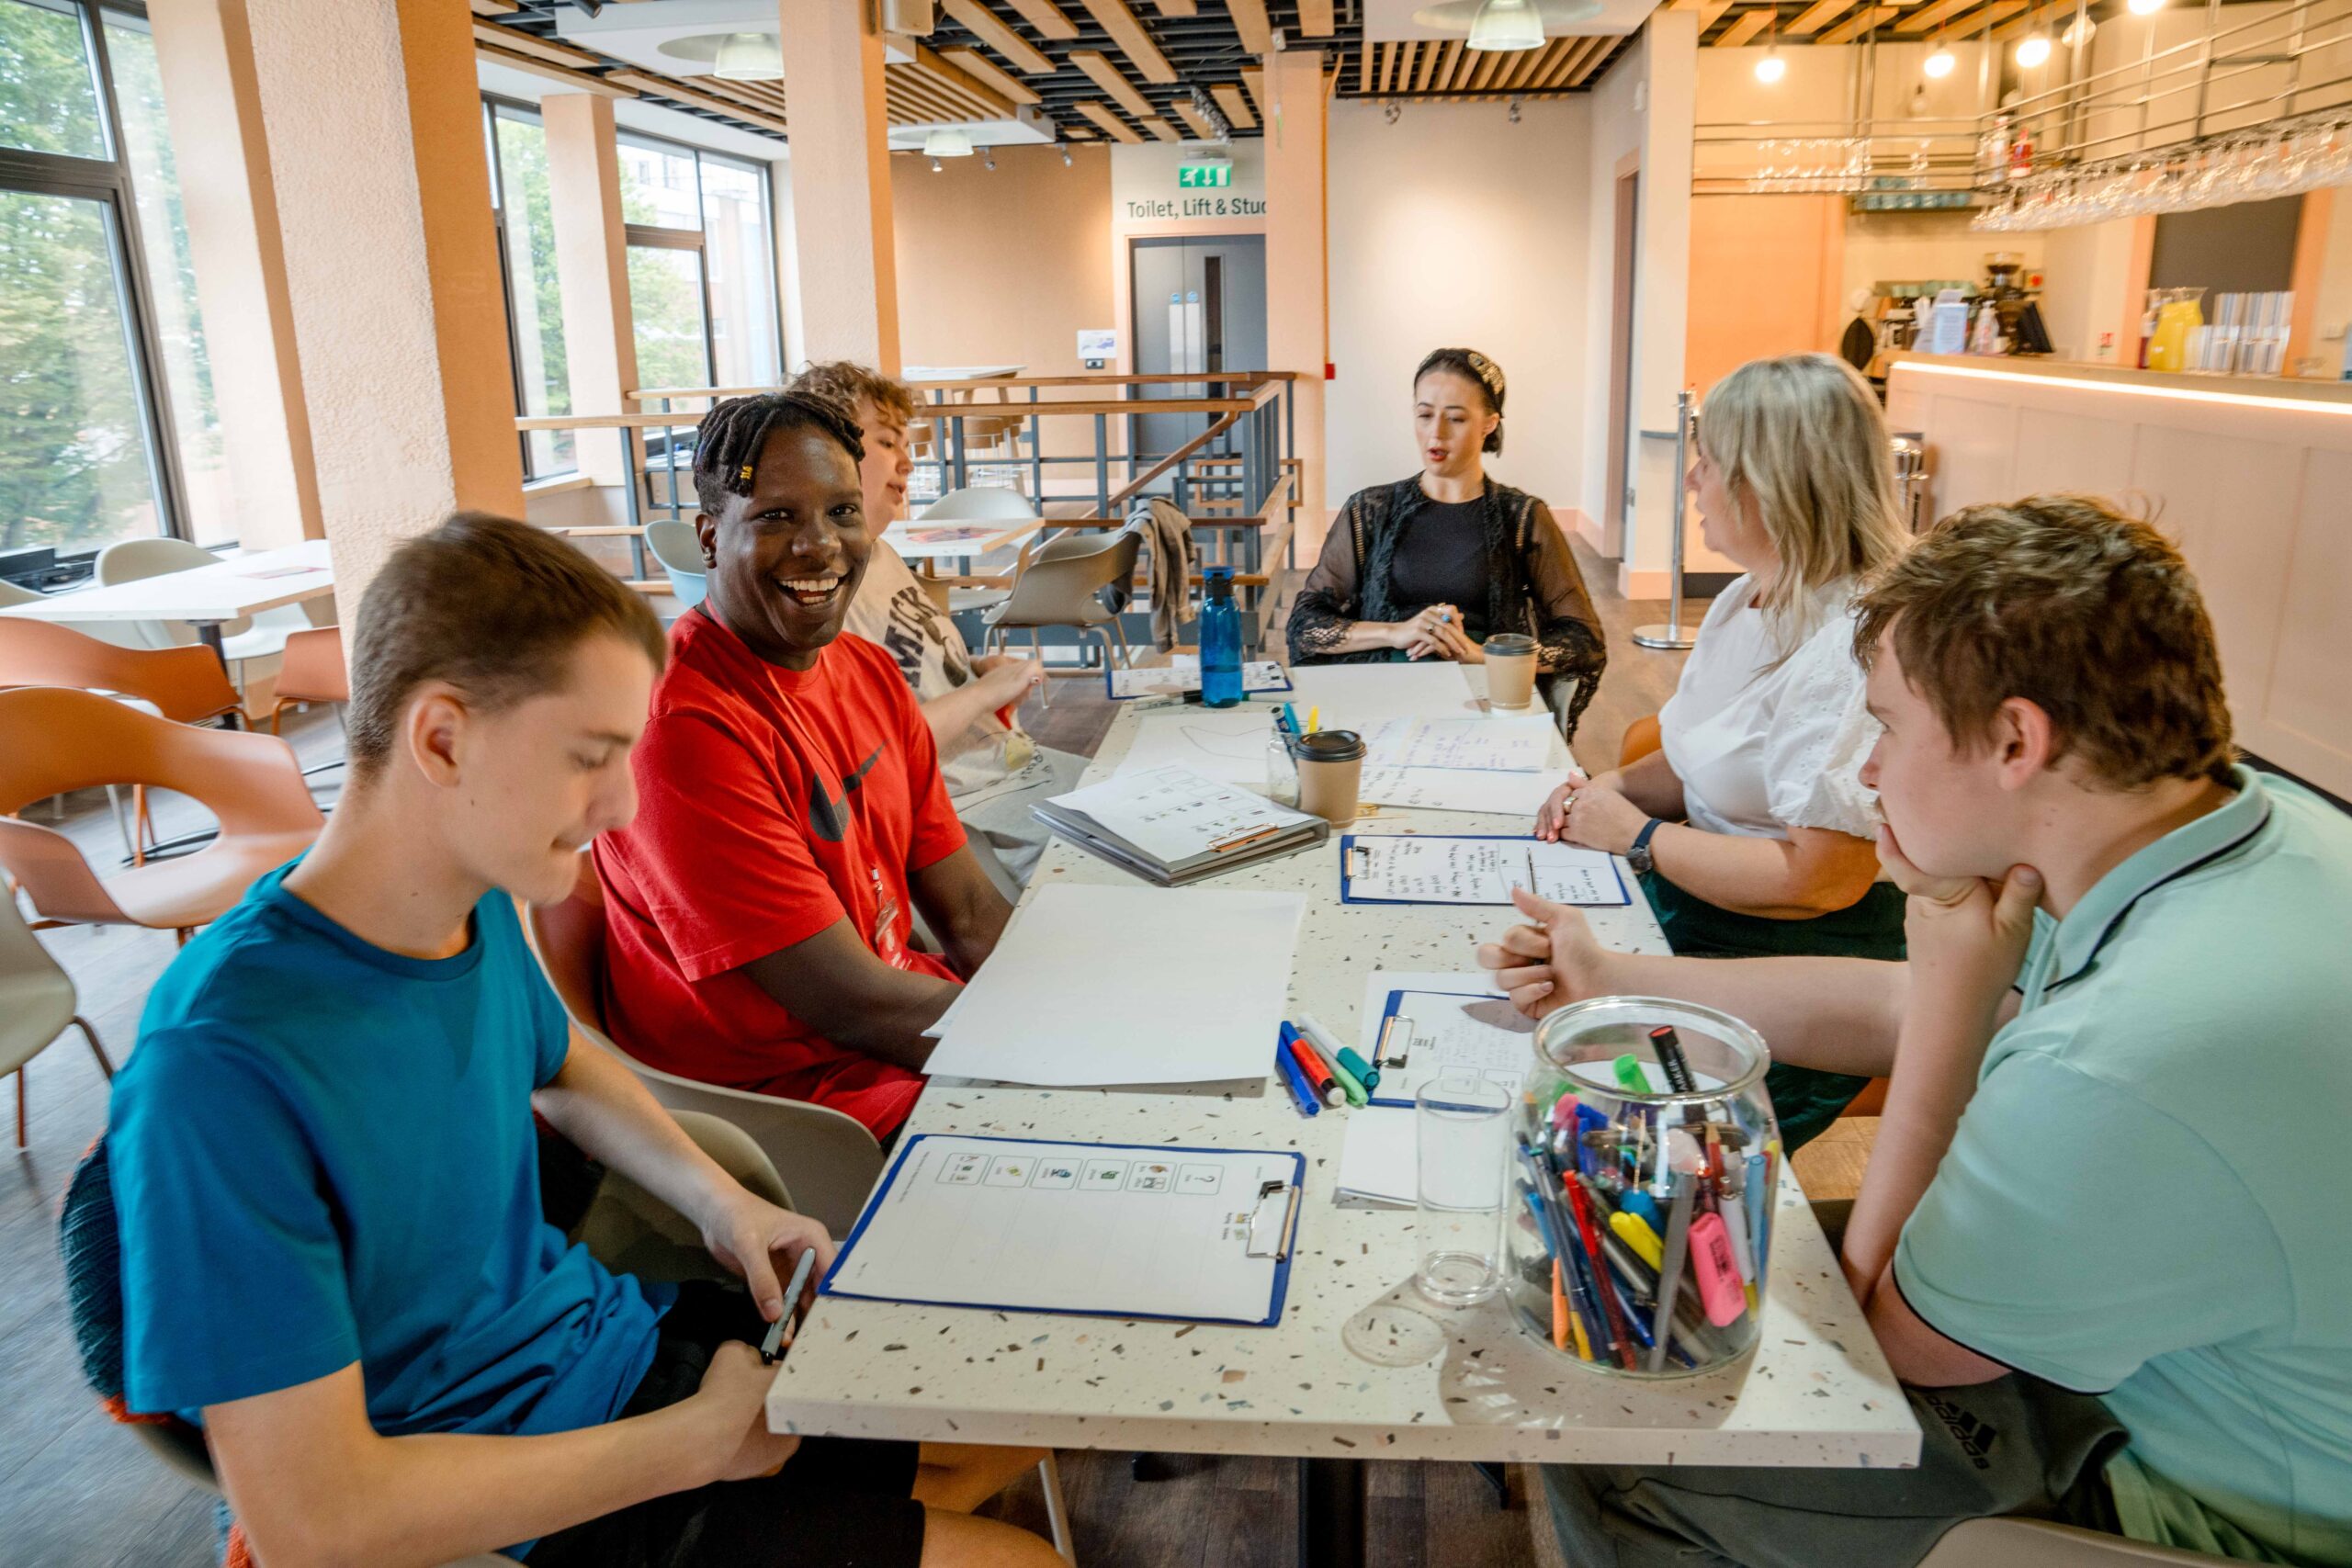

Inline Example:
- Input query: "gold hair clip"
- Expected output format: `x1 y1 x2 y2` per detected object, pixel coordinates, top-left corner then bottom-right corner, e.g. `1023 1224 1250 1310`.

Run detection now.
1465 350 1507 398
739 463 755 481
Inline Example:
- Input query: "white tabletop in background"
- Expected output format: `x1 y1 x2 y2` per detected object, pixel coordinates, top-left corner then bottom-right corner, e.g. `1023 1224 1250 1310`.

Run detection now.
881 521 1041 562
0 539 334 625
769 671 1919 1469
905 365 1027 383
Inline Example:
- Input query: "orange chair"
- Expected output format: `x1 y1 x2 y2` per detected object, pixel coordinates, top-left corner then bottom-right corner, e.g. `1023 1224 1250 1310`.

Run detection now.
269 625 348 736
0 617 240 726
0 687 322 941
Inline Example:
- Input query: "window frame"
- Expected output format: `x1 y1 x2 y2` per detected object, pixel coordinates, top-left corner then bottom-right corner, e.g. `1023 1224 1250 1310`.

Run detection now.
616 126 783 395
0 0 197 555
481 92 574 483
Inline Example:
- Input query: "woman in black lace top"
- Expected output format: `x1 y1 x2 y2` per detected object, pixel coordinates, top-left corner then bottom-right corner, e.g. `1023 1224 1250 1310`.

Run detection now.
1285 348 1608 736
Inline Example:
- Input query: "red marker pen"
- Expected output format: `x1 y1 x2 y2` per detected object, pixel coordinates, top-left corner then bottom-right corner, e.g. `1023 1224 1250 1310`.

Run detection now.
1284 1033 1345 1108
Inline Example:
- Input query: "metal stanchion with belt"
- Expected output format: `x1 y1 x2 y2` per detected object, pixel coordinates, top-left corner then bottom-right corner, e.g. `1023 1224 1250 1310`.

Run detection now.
1632 389 1699 652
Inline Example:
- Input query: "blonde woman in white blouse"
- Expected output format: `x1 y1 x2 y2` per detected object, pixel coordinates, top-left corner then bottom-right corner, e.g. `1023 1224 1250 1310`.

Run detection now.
1532 354 1909 1147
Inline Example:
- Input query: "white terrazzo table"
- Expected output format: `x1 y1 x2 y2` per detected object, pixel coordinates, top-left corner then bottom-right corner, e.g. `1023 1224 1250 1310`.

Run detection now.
769 669 1920 1559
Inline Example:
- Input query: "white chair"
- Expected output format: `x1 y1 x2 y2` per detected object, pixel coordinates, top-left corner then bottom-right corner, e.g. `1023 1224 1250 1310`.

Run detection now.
1919 1518 2234 1567
980 528 1141 704
94 536 309 676
1 896 111 1150
645 520 707 612
917 485 1039 524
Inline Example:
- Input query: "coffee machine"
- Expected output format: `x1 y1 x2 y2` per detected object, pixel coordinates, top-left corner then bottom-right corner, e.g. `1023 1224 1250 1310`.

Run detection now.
1983 253 2053 356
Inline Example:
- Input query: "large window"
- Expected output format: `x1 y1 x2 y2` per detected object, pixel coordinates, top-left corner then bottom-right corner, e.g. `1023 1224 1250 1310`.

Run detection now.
483 98 573 479
616 131 781 394
0 0 226 557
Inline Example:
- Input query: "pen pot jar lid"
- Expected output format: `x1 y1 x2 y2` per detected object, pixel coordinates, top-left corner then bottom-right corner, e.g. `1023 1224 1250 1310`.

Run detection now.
1288 729 1364 763
1510 998 1781 1380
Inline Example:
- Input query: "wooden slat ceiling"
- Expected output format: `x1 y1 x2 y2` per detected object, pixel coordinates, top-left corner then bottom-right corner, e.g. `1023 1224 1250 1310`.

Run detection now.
1696 0 2070 49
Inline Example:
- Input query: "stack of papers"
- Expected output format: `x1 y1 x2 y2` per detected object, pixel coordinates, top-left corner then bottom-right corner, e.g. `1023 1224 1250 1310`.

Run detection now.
1340 835 1629 907
1356 714 1568 818
1107 658 1291 699
922 884 1306 1087
1035 764 1327 884
1334 1108 1418 1207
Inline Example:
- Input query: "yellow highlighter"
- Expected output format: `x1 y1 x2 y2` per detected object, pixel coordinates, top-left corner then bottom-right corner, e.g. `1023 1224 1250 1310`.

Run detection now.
1610 1208 1665 1271
1305 705 1319 733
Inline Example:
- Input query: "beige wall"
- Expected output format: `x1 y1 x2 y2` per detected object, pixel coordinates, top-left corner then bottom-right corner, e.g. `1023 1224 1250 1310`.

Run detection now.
891 142 1114 377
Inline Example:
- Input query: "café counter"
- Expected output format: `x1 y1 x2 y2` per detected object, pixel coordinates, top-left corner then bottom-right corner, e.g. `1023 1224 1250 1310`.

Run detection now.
1887 353 2352 801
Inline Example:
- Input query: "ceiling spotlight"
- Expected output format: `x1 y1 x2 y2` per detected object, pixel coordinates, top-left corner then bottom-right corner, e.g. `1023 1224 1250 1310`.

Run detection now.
2127 0 2165 11
712 31 784 81
1384 99 1403 124
1754 48 1786 83
930 156 943 173
1508 96 1523 122
922 128 974 159
1466 0 1544 51
1923 43 1957 76
1060 142 1074 166
2060 12 2095 45
982 146 996 170
2015 29 2051 65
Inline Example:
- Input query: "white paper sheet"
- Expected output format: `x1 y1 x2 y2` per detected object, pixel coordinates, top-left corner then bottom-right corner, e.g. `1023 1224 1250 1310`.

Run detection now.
1108 659 1289 698
1048 765 1314 863
923 885 1306 1086
1284 661 1478 730
1364 716 1557 773
1351 973 1532 1106
1344 835 1629 907
1109 705 1275 785
1356 764 1569 817
824 1134 1297 1325
1334 1108 1418 1207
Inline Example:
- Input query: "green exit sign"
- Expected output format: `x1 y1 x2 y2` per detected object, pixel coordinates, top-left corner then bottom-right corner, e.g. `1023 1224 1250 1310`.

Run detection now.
1179 163 1231 188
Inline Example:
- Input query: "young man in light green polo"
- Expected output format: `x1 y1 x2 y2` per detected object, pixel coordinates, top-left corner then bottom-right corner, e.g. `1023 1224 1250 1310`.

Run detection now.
1480 495 2352 1567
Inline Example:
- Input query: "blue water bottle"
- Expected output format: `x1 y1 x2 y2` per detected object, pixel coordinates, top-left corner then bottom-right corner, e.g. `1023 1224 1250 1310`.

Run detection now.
1199 565 1243 708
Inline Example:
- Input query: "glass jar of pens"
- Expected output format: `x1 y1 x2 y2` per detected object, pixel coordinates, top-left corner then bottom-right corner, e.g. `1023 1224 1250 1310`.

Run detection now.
1507 998 1781 1379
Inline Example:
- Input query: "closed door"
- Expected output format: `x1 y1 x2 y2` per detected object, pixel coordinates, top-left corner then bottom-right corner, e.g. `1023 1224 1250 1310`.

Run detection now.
1129 234 1268 479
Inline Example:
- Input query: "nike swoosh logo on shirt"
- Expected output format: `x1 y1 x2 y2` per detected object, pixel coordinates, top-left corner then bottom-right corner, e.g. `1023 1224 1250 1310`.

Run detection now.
808 745 886 843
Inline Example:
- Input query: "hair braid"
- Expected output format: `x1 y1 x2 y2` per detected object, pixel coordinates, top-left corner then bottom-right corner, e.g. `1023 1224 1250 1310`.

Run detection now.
691 392 865 516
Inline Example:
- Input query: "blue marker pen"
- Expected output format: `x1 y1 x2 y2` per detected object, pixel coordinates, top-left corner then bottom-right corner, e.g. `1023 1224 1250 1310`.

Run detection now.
1272 1042 1319 1117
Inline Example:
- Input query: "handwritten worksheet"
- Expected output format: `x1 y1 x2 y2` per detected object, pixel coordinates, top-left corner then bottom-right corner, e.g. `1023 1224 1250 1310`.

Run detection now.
1364 987 1539 1107
1364 716 1556 773
1109 706 1275 785
1342 835 1629 906
1046 765 1314 863
1355 764 1571 817
1107 659 1291 699
823 1134 1301 1325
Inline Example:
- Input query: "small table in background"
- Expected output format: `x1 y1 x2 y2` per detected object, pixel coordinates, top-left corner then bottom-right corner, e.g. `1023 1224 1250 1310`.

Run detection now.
0 539 334 661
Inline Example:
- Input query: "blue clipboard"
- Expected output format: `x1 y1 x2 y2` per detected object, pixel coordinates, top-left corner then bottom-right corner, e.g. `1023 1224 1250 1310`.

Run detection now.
819 1134 1305 1329
1336 834 1632 907
1103 662 1295 700
1365 986 1521 1110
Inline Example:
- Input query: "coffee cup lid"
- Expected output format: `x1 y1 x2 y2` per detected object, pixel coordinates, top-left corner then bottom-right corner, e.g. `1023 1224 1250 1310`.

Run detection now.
1292 729 1365 762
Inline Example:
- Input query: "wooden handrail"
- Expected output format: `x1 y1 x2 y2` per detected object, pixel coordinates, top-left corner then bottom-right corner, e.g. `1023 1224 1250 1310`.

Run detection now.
1106 409 1243 510
521 396 1262 430
627 370 1300 400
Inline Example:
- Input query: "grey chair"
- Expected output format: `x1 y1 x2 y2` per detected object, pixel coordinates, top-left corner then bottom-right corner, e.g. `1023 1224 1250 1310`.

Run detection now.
645 519 708 612
0 896 111 1150
980 528 1142 704
1918 1519 2233 1567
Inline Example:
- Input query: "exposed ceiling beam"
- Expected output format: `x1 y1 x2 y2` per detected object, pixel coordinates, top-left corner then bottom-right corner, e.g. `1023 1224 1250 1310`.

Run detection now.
1700 0 1737 28
476 43 634 96
1991 4 2044 37
1210 83 1256 129
1296 0 1338 34
939 46 1043 104
1787 0 1863 35
1141 115 1181 141
1820 6 1900 42
940 0 1057 73
1070 51 1156 119
1078 0 1178 83
1074 99 1144 141
908 41 1015 117
471 20 604 70
1000 0 1081 39
1227 0 1273 53
605 70 789 135
1713 9 1774 44
1359 38 1378 91
1154 0 1199 14
1173 100 1217 137
1897 0 1982 28
1566 35 1618 84
1958 0 2028 37
469 0 520 15
1240 66 1268 120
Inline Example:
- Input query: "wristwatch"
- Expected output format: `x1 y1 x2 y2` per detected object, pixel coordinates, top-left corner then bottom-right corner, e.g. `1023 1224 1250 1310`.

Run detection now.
1626 818 1665 877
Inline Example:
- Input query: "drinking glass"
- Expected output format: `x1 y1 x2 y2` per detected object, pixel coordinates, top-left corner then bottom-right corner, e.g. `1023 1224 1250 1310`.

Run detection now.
1415 1071 1511 1307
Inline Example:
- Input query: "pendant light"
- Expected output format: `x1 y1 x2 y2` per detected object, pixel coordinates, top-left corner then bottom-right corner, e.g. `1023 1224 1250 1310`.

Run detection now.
712 32 784 82
1923 39 1957 76
2127 0 2165 13
2015 8 2053 67
1754 9 1786 85
922 128 975 160
1466 0 1544 51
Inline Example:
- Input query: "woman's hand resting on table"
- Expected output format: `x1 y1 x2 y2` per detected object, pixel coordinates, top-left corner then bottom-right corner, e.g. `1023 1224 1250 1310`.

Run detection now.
1405 612 1483 663
1533 770 1647 855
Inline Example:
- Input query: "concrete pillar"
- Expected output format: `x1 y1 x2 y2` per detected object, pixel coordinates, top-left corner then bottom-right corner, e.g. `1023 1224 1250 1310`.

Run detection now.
542 93 639 486
771 155 805 372
775 0 899 373
1627 9 1699 594
242 0 525 622
1263 49 1329 528
144 0 320 550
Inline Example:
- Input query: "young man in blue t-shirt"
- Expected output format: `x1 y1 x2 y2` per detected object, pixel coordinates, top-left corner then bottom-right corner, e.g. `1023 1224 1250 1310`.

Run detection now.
1482 498 2352 1567
107 513 1059 1567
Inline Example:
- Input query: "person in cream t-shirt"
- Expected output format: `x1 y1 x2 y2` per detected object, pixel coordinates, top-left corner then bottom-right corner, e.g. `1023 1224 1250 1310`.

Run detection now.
793 363 1088 889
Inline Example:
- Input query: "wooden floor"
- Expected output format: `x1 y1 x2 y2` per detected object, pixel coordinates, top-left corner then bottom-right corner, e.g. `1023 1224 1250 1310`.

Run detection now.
0 544 1863 1567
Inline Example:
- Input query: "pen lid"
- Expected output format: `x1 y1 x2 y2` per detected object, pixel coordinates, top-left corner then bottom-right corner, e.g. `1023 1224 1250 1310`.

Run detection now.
1289 728 1364 763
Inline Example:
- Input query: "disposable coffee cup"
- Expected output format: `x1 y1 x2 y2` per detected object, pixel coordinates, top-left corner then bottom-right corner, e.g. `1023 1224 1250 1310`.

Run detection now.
1486 632 1538 711
1292 729 1366 824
